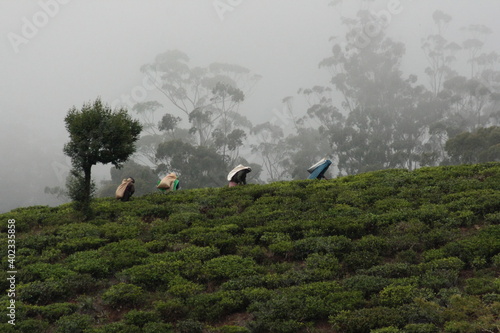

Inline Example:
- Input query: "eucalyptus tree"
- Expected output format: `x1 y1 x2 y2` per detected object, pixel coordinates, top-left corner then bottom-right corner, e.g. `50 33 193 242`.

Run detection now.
308 10 430 175
136 50 260 184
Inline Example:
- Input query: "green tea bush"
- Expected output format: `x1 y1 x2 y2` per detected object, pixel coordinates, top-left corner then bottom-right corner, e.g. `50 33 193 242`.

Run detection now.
187 290 245 322
415 204 450 228
442 225 500 266
136 203 173 219
154 298 188 322
419 257 465 271
449 210 477 227
260 232 291 245
442 294 487 322
20 263 76 282
359 263 416 279
181 228 243 254
98 239 149 272
101 283 146 309
211 325 250 333
342 274 391 297
1 206 59 232
464 278 497 295
293 235 352 259
56 222 101 238
355 235 390 255
235 245 267 262
304 253 341 280
144 239 168 253
420 227 458 250
150 218 188 238
121 261 183 289
336 189 366 207
241 287 273 304
123 309 160 327
443 189 500 216
87 322 141 333
220 275 266 291
373 198 413 214
249 283 363 333
170 211 207 226
16 319 50 333
371 327 402 333
168 275 205 297
17 233 59 253
58 236 107 254
26 302 78 323
404 323 439 333
377 284 417 307
65 250 110 278
202 255 259 281
18 280 68 305
176 319 204 333
342 250 382 272
420 270 461 291
268 241 294 258
38 247 64 263
54 313 93 333
384 219 428 252
395 249 419 264
443 320 473 333
143 322 175 333
329 307 405 333
100 220 142 241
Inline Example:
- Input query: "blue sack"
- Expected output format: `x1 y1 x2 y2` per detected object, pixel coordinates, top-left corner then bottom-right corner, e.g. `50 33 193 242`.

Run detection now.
307 159 332 180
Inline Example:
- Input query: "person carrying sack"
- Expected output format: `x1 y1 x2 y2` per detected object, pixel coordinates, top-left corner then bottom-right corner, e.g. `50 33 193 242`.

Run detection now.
116 177 135 201
227 164 251 187
157 172 179 192
307 158 332 180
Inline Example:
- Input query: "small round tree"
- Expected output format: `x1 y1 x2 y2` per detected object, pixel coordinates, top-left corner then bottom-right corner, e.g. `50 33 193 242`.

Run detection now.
63 98 142 216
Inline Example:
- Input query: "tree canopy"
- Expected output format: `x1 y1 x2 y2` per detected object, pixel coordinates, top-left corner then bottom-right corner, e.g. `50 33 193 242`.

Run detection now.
64 98 142 215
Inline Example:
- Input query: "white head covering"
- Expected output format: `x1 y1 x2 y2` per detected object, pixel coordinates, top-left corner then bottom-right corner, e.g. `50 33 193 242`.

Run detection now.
227 164 251 181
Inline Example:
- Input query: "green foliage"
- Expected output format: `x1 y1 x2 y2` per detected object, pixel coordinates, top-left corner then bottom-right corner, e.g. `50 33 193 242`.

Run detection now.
202 255 259 281
404 323 439 333
101 283 146 309
143 322 174 333
186 290 245 322
54 313 93 333
342 274 391 297
377 284 417 307
329 307 405 333
3 163 500 332
155 298 188 322
445 126 500 164
16 319 50 333
26 302 78 323
176 319 204 333
87 322 142 333
123 309 160 327
18 280 69 305
293 235 352 259
168 275 205 297
63 98 141 217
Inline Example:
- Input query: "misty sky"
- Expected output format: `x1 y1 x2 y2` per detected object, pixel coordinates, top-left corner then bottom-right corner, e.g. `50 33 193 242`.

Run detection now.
1 0 500 212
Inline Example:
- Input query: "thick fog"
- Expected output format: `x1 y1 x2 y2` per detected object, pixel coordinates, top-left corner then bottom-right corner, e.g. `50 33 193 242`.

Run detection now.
1 0 500 213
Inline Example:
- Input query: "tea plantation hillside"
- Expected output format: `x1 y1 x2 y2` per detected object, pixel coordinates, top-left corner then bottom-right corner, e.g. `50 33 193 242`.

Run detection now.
1 164 500 333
